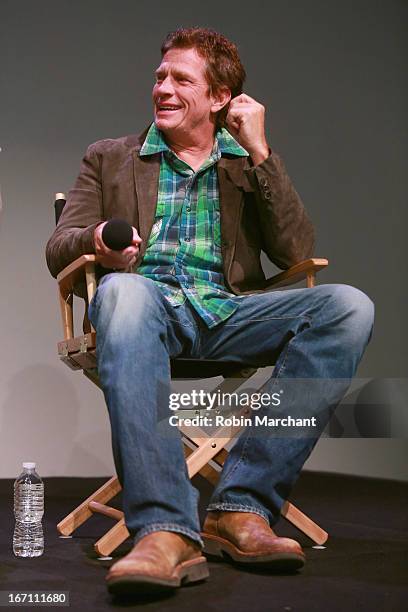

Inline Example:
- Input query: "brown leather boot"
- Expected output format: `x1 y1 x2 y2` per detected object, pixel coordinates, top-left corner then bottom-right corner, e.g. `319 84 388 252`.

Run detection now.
202 511 305 571
106 531 209 595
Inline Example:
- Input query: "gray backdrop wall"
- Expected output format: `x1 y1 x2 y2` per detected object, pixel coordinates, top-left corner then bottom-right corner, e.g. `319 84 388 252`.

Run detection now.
0 0 406 479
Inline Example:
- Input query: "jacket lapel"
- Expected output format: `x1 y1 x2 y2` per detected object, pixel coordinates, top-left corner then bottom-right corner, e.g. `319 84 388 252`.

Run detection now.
217 156 246 278
133 151 160 259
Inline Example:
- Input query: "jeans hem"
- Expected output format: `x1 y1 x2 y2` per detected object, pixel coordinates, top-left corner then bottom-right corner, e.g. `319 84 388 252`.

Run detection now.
206 503 270 524
133 522 204 549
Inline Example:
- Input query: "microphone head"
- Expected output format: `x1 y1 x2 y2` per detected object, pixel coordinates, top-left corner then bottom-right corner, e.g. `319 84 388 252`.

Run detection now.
102 218 133 251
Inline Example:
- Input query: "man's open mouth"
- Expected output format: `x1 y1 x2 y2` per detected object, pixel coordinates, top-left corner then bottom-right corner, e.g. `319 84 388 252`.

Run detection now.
157 105 182 112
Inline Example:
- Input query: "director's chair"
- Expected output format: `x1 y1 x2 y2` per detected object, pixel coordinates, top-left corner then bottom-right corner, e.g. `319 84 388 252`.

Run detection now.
52 193 329 556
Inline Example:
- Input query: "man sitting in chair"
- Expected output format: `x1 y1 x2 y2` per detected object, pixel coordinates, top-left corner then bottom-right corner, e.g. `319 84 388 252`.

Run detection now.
46 27 374 595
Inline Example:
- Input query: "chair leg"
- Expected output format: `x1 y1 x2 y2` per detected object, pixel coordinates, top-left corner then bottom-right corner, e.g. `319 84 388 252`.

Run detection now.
94 518 130 557
281 501 328 545
57 476 121 536
186 436 232 479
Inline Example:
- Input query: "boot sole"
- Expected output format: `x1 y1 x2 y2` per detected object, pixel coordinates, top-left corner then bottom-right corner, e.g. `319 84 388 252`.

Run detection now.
202 533 305 571
107 556 209 595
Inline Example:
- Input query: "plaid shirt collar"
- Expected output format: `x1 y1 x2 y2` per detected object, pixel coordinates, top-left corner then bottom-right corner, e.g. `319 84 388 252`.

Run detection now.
139 122 249 160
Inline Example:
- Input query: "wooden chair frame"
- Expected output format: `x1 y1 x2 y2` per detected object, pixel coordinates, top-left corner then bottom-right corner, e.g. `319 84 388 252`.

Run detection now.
55 254 329 556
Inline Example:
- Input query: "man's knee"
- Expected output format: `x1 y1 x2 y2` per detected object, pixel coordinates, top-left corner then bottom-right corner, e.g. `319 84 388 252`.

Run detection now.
321 283 375 341
90 273 162 327
99 272 154 299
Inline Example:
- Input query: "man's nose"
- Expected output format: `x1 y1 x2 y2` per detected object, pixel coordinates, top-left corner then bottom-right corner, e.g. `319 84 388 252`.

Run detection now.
155 76 175 96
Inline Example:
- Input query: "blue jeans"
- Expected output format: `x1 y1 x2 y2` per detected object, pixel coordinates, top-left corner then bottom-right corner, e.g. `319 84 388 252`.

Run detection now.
88 274 374 547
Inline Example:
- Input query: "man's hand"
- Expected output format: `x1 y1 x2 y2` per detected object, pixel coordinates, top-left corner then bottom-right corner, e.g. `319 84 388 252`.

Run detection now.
225 93 270 166
94 222 142 270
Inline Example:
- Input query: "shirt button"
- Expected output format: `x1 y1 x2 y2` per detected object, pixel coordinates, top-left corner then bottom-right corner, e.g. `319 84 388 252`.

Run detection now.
185 236 190 242
186 207 191 212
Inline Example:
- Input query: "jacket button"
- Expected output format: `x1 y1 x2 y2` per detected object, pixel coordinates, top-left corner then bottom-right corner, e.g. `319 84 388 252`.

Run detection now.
264 190 272 200
259 178 268 187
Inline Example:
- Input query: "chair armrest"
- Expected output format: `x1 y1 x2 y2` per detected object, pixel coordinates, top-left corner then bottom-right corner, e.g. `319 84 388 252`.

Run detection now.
57 254 97 296
263 258 329 290
57 255 97 340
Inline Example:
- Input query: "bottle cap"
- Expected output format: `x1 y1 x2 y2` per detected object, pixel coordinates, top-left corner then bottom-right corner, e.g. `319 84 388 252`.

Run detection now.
22 462 36 469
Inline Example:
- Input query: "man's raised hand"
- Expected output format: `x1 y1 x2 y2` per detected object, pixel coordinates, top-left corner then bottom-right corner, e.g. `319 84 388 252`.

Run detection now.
225 93 270 166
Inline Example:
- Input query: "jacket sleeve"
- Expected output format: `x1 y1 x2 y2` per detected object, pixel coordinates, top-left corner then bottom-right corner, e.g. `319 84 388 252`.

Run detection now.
45 143 103 278
244 150 315 268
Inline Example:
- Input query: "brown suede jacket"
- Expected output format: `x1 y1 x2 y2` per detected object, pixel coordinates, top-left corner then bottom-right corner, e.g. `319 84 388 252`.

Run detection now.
46 126 315 295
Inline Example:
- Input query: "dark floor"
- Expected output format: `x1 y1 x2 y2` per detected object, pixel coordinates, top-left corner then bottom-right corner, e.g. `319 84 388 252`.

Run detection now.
1 472 407 612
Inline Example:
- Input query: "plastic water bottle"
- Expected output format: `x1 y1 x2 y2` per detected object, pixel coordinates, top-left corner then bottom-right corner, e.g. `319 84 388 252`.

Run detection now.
13 462 44 557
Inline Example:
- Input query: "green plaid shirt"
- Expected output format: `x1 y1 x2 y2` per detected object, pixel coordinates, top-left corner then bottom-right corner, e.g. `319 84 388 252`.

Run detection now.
138 122 249 328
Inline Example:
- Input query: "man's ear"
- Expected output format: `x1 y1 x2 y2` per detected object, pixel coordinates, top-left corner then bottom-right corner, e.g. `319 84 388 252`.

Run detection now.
210 87 231 114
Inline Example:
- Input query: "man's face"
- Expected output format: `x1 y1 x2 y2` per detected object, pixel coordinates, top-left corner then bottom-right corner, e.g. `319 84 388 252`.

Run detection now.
152 47 219 138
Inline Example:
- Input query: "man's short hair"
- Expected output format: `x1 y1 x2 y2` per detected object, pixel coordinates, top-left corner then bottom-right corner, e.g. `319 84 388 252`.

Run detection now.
161 27 246 128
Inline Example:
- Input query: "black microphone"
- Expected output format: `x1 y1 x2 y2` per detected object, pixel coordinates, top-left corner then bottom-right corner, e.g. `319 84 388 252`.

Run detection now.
54 192 66 225
102 218 133 250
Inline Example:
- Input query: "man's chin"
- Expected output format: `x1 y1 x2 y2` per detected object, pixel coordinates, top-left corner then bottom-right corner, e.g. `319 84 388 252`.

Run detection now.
154 117 180 135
